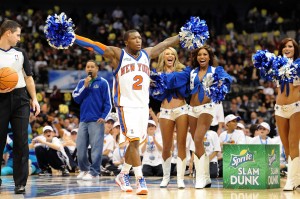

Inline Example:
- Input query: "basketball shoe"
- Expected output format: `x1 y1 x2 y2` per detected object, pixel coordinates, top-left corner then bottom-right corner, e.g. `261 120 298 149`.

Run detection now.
115 173 133 192
136 177 148 195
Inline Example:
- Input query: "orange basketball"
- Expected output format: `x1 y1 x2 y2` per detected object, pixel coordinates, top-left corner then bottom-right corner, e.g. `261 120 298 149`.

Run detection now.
0 67 19 90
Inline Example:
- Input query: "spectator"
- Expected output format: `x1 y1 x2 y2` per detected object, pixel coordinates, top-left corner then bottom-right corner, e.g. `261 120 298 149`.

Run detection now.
112 141 129 176
111 6 124 20
104 116 115 135
210 103 225 135
102 122 115 168
219 114 246 145
249 111 259 124
237 122 252 144
203 130 221 178
272 135 287 177
32 126 70 177
62 128 78 172
218 114 246 177
140 120 163 177
249 124 259 138
3 135 39 176
49 85 63 112
250 122 274 144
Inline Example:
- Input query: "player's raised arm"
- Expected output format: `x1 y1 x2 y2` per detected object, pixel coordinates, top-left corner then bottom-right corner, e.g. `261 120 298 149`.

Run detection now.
145 16 210 60
74 35 121 68
75 35 107 55
44 13 121 68
144 35 179 59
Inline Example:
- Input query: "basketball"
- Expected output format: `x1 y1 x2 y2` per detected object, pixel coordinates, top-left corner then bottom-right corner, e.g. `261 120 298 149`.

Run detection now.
0 67 19 90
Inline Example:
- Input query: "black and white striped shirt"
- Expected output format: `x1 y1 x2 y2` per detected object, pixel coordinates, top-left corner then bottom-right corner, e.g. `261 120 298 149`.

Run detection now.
0 47 33 88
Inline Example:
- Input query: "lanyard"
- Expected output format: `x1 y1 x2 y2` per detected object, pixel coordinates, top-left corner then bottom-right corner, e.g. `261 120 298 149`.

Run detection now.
118 146 127 159
224 132 233 142
204 133 211 147
204 133 212 143
148 136 155 151
259 136 268 144
281 145 286 160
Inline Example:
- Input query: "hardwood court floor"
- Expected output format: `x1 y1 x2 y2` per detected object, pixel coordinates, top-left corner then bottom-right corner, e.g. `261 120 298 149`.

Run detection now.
0 175 299 199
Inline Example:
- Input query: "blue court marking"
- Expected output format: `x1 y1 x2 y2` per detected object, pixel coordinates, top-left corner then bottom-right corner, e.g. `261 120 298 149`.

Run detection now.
0 176 223 198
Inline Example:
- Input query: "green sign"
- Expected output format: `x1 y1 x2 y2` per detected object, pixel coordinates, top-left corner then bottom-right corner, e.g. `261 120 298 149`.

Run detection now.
223 144 280 189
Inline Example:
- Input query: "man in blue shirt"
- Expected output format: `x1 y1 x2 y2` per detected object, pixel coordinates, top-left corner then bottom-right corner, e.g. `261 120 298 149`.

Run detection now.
72 60 112 180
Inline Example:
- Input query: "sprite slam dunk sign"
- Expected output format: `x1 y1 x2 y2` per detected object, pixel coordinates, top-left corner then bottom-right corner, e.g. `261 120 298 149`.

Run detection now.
223 144 280 189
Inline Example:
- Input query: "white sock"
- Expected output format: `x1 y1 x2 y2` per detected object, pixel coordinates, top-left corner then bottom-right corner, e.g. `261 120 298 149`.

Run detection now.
121 163 132 174
133 166 143 179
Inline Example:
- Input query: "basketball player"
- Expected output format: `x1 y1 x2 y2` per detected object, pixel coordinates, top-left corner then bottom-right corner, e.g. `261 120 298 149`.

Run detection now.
74 30 179 195
0 20 40 194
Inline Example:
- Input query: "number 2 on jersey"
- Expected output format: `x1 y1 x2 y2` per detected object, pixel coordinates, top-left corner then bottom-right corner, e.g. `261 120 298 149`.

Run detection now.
132 75 143 90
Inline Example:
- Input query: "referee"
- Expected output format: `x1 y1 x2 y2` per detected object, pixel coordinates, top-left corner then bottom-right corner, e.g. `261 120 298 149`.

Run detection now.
0 20 40 194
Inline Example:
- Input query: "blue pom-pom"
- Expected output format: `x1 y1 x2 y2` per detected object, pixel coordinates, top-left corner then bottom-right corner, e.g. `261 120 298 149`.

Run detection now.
179 16 209 50
274 56 296 82
293 58 300 66
207 82 229 103
203 67 232 103
150 70 167 98
44 12 75 49
293 58 300 76
252 50 277 81
252 50 276 70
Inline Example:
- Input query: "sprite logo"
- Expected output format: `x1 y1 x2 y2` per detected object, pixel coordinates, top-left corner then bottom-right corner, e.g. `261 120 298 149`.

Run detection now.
230 149 254 168
268 149 276 166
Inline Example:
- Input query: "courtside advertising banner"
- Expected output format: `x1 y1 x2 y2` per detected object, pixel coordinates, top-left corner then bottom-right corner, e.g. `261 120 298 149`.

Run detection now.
49 70 113 90
223 144 280 189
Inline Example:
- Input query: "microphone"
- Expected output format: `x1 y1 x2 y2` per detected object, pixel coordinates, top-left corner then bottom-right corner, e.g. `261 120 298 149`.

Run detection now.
87 72 93 87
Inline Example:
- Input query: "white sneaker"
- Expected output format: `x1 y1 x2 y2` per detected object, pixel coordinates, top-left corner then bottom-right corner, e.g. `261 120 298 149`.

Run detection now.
77 171 89 180
136 177 148 195
177 179 185 189
115 173 133 192
82 173 99 181
76 180 93 187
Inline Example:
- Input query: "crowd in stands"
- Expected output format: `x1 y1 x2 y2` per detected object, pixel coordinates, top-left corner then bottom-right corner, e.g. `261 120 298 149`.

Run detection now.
0 4 299 84
1 3 300 178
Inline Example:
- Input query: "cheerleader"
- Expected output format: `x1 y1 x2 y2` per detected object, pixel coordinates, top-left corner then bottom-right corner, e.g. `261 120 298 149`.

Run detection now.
188 45 232 188
253 38 300 190
150 47 190 189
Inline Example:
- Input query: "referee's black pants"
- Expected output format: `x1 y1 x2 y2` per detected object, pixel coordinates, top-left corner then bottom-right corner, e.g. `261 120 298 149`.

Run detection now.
0 87 30 186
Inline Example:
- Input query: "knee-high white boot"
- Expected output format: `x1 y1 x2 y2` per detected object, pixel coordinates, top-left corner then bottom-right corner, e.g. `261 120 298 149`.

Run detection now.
194 154 211 189
160 157 172 188
295 157 300 189
283 156 299 191
204 157 212 186
177 158 186 189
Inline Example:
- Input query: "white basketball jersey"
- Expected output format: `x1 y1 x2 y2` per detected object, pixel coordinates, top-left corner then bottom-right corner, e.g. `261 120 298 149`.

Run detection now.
113 49 150 107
